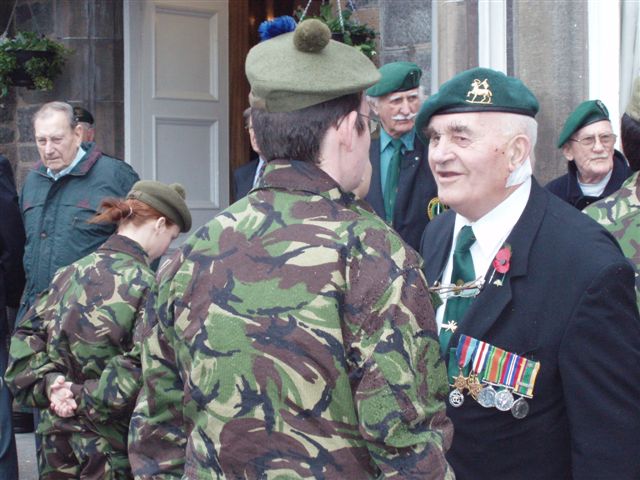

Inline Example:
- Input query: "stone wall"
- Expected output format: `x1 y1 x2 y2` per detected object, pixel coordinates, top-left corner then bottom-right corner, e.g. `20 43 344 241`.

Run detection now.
0 0 124 189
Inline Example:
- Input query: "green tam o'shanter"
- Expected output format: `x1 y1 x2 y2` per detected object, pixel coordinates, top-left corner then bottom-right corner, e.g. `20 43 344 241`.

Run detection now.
366 61 422 97
245 19 380 113
415 67 539 145
557 100 610 148
127 180 192 233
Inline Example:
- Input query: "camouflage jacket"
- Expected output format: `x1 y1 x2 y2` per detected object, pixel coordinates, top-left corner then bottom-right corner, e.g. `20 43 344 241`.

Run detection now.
128 160 453 479
585 171 640 307
5 234 154 451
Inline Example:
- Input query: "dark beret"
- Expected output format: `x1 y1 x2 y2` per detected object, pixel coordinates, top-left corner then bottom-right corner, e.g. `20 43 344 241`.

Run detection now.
366 61 422 97
127 181 192 232
557 100 610 148
416 67 539 144
73 107 94 125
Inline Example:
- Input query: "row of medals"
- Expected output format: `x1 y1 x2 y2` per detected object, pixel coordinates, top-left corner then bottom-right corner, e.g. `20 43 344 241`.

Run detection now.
449 372 530 419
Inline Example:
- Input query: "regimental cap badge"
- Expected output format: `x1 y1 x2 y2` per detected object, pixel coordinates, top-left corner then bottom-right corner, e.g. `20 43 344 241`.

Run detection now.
427 197 449 220
595 99 609 117
466 78 493 105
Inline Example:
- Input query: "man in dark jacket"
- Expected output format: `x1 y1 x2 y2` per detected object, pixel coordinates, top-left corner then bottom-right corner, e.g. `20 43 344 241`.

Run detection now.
546 100 632 209
364 62 438 250
0 154 25 479
19 101 139 319
418 67 640 479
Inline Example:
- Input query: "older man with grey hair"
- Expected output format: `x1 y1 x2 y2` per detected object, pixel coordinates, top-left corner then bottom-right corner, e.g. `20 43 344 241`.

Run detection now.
365 61 438 250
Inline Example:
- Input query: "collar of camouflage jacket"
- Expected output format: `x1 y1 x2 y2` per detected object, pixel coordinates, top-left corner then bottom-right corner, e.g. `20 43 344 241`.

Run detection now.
98 234 150 265
256 159 358 205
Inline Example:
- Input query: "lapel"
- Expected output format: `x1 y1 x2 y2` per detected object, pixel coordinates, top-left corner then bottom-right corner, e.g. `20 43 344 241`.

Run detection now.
366 137 385 217
422 211 455 285
451 180 548 345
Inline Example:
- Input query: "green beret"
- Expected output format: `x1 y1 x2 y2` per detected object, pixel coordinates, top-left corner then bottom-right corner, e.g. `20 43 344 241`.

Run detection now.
246 19 380 113
365 61 422 97
416 67 539 144
626 77 640 123
73 106 94 125
557 100 610 147
127 181 192 232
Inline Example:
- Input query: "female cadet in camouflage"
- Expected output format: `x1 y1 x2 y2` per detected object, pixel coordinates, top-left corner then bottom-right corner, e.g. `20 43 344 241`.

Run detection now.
129 19 453 480
5 181 191 479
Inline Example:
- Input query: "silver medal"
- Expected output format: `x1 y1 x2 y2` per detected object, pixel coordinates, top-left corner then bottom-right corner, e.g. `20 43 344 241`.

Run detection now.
449 389 465 408
477 385 496 408
494 389 515 411
511 397 530 419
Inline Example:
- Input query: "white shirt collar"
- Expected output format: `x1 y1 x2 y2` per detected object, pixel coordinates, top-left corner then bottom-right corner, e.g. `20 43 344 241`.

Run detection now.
435 179 531 331
47 146 86 180
578 170 612 197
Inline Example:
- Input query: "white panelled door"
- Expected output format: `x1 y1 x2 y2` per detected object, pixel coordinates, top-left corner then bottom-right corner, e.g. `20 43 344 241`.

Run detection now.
125 0 229 235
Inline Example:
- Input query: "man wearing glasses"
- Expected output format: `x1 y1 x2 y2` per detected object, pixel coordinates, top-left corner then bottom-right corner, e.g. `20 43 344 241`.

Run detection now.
365 62 438 250
546 100 632 210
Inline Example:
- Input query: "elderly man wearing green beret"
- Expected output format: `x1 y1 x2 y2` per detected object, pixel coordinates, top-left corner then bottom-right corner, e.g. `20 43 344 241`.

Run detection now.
364 61 438 250
586 78 640 310
417 66 640 479
129 18 453 479
546 99 632 210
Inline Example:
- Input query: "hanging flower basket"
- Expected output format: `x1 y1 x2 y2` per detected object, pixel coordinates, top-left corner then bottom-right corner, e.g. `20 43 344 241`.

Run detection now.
0 31 72 97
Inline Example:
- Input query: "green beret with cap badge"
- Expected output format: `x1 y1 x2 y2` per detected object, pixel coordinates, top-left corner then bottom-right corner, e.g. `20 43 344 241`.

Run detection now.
245 19 380 113
415 67 539 145
557 100 610 148
366 61 422 97
127 180 192 233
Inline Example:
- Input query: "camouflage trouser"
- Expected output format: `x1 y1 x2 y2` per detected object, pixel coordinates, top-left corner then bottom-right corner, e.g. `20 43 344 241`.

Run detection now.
38 431 131 479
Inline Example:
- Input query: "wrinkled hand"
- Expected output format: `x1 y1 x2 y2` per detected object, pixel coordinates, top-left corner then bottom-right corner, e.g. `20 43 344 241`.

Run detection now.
49 375 77 418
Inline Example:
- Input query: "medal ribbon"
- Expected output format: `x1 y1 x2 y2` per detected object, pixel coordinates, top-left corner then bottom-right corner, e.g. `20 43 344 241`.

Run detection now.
485 346 507 384
456 335 478 368
499 352 518 388
471 340 490 378
515 359 541 398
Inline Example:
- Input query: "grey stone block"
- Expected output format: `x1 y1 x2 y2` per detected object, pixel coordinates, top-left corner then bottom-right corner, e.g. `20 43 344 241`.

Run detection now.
94 39 124 101
94 0 124 38
55 0 89 38
17 106 40 143
0 127 16 144
0 103 15 123
380 0 430 48
15 1 54 35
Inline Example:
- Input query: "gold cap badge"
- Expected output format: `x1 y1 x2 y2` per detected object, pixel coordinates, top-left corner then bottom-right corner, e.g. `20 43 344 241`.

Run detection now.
466 78 493 104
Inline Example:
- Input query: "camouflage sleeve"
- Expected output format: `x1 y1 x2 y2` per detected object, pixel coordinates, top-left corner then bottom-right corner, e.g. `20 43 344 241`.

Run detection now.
71 289 152 423
351 265 454 478
5 292 63 409
129 257 188 478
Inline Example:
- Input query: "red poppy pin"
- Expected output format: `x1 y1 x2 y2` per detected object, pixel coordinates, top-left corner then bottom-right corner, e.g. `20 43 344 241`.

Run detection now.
489 244 511 286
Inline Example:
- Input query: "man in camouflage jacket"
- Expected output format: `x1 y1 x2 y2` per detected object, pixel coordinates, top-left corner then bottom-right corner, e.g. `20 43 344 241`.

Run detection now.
128 19 453 479
585 171 640 308
5 234 156 478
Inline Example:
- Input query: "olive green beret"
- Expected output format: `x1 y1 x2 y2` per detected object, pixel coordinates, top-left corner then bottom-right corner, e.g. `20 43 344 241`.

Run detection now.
245 19 380 113
127 181 192 232
416 67 539 144
365 61 422 97
626 77 640 123
557 100 610 148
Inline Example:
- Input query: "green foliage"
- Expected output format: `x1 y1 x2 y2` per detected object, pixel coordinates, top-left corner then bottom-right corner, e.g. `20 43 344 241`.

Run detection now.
294 3 378 59
0 31 72 97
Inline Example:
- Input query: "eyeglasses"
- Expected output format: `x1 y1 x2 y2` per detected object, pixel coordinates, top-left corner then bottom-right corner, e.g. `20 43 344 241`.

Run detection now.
569 133 617 148
357 112 379 133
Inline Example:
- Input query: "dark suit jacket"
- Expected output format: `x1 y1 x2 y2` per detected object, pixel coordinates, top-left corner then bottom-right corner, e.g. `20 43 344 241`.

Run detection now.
232 158 259 202
365 134 437 251
420 180 640 480
0 155 25 327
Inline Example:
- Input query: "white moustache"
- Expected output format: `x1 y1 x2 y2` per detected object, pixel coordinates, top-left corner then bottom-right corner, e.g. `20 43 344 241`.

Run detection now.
392 112 418 121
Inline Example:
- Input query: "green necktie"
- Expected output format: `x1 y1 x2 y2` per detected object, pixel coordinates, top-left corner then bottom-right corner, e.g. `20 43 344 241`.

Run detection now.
440 225 477 355
384 138 403 223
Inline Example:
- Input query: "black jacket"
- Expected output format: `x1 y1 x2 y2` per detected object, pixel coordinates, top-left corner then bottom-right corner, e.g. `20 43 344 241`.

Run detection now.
545 149 632 210
420 179 640 479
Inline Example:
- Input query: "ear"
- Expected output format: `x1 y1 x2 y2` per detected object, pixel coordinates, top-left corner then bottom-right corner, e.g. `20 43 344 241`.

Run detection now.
561 144 574 161
154 216 167 233
506 134 531 172
338 110 359 151
73 124 84 145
